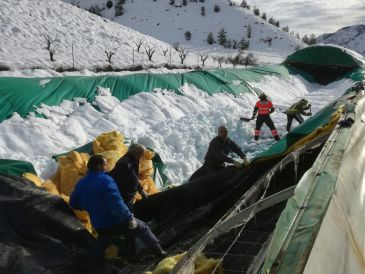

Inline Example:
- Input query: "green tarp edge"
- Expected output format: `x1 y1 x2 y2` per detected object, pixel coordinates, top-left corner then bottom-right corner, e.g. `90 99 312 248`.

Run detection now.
260 97 356 274
0 159 37 177
0 66 292 123
284 45 365 67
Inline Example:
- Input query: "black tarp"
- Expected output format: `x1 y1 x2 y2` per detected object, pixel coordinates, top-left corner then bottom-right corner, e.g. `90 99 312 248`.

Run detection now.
0 173 93 274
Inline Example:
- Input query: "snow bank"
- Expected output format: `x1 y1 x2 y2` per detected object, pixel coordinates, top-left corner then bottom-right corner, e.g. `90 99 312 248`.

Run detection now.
0 74 355 184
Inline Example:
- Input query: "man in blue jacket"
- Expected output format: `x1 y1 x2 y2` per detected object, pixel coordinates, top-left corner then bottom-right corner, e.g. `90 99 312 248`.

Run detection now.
70 155 166 272
108 144 149 211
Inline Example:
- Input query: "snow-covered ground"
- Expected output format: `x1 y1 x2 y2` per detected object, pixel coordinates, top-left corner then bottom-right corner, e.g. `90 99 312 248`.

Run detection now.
0 74 355 184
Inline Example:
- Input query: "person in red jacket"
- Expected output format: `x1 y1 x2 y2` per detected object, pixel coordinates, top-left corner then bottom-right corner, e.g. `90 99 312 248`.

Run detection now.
252 93 280 141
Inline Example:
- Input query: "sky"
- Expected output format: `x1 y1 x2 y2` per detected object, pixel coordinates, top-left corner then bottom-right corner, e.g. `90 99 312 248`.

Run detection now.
246 0 365 36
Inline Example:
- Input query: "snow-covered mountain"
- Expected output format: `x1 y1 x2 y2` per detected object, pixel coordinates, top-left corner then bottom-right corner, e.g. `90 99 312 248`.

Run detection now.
317 25 365 57
63 0 305 63
0 0 181 70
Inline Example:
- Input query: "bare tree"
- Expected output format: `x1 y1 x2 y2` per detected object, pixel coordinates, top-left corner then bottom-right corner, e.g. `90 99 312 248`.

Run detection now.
134 39 144 52
162 48 168 56
177 47 189 64
217 56 225 67
42 33 59 62
105 47 118 64
199 53 209 67
144 45 155 61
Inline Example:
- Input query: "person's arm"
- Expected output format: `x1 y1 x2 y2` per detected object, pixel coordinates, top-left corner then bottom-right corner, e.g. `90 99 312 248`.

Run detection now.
269 101 275 114
122 161 147 199
69 184 82 210
252 105 258 118
229 139 246 159
101 176 133 222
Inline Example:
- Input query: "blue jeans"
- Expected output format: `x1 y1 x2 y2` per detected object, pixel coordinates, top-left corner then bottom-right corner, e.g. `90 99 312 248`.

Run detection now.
89 218 160 259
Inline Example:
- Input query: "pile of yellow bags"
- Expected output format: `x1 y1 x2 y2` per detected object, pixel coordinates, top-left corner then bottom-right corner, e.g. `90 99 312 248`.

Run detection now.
23 130 160 233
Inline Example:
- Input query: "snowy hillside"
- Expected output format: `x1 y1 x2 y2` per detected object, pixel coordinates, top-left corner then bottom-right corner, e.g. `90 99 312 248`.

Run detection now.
0 0 182 70
317 25 365 57
63 0 305 63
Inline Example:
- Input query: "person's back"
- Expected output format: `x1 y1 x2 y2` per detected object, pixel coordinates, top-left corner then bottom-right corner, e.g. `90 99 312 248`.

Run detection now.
70 170 132 229
108 152 140 205
252 93 280 141
287 99 310 115
286 99 311 132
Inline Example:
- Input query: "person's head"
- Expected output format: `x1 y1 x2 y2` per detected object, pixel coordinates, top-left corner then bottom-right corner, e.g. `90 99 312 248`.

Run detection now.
217 125 228 140
87 155 107 172
259 93 267 100
128 143 146 161
300 98 308 104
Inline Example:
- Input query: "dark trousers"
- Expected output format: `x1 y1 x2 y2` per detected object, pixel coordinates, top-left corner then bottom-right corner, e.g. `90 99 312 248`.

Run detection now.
89 218 160 259
255 115 279 140
286 114 304 132
188 164 223 182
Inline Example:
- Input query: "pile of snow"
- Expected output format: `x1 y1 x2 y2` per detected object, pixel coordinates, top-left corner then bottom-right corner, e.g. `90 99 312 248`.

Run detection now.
0 74 355 184
317 25 365 57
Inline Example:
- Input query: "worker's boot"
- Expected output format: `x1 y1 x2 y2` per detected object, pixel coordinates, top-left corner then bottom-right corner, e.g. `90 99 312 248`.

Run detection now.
153 244 168 261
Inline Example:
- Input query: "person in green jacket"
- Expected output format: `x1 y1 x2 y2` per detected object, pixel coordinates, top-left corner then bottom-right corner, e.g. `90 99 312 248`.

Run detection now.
286 98 311 132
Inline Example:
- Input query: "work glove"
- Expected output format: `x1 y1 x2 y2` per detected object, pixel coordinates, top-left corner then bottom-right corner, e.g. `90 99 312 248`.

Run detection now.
232 160 243 168
128 217 138 230
141 190 149 200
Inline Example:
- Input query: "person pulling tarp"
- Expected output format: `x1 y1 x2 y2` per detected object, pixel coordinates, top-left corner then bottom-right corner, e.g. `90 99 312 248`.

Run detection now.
188 125 250 182
70 155 167 273
241 93 280 141
108 144 150 212
285 98 312 132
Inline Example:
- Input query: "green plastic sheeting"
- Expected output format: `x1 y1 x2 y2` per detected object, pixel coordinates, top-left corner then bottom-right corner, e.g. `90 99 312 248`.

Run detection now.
284 45 365 68
0 66 291 123
0 159 37 177
260 96 356 274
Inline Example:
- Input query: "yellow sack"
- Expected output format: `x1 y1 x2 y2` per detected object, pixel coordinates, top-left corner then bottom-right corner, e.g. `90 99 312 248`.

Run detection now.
194 254 223 274
97 150 124 171
52 151 89 196
93 130 128 155
135 177 160 201
139 150 155 179
145 253 187 274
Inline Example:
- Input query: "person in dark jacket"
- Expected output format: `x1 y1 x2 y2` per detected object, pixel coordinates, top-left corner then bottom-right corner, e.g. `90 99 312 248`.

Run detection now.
108 144 148 212
70 155 166 273
252 93 280 141
286 98 311 132
188 126 249 182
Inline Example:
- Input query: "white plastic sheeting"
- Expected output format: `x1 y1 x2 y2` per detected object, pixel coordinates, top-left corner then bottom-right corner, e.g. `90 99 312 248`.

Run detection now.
304 92 365 274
